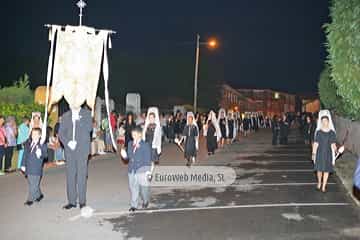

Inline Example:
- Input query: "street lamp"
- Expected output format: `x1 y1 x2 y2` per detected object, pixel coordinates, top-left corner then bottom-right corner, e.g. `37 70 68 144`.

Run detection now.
193 34 218 113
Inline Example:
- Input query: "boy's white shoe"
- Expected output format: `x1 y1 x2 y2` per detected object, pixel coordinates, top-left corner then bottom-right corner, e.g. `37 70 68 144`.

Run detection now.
0 171 5 176
98 151 106 155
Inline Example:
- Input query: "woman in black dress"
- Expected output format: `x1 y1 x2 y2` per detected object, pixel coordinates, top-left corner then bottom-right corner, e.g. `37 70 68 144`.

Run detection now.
218 108 228 148
243 115 250 137
124 113 136 148
204 110 221 155
312 110 337 193
271 115 280 145
227 111 236 144
303 115 314 145
166 115 175 143
180 112 199 167
174 112 182 139
279 114 289 145
143 107 162 162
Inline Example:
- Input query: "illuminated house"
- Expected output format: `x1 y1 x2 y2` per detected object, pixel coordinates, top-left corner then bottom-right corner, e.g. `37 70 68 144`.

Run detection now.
236 89 296 116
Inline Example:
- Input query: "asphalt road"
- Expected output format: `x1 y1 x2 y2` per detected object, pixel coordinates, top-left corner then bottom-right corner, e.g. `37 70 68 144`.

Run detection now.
1 129 359 240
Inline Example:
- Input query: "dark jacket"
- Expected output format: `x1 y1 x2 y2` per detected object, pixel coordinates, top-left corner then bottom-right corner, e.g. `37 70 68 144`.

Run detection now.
21 141 47 176
126 140 152 173
59 108 92 156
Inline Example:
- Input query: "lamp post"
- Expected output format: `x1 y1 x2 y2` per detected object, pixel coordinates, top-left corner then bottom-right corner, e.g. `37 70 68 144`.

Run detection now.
193 34 200 113
193 34 217 113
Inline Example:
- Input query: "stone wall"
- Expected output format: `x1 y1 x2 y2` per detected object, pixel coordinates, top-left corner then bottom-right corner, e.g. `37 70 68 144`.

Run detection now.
333 114 360 204
333 115 360 158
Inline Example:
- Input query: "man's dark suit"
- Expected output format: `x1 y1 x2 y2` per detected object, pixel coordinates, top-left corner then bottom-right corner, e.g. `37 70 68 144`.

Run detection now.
59 108 92 206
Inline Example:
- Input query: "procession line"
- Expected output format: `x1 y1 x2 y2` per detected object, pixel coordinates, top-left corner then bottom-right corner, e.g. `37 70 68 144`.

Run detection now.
69 202 349 221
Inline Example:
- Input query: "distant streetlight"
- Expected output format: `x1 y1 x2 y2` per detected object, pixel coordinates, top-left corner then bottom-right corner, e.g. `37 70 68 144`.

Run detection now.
193 34 218 113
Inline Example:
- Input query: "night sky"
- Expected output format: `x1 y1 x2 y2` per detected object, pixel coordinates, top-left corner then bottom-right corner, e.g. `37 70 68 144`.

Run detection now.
2 0 329 104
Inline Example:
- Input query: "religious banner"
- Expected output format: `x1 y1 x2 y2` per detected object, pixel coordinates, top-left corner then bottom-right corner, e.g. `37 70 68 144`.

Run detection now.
50 26 107 110
41 24 116 149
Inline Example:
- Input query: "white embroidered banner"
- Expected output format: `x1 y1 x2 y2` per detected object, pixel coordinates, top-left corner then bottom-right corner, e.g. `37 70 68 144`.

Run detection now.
50 26 107 110
42 25 117 149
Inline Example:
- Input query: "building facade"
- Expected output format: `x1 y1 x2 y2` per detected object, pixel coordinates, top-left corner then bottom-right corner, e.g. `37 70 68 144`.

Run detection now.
219 84 256 113
218 85 297 117
236 89 296 116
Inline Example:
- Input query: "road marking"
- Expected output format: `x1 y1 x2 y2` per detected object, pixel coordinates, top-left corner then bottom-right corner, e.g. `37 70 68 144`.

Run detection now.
237 154 311 157
231 160 312 164
232 182 336 187
69 202 349 221
235 169 314 173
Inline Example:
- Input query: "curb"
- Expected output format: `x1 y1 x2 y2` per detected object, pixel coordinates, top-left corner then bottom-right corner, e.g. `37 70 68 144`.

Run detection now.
335 151 360 206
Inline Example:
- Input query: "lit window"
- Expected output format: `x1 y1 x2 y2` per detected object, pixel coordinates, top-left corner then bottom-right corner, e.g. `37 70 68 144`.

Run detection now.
274 92 280 99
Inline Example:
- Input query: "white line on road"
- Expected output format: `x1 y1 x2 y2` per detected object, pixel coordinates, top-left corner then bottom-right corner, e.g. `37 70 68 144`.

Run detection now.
236 154 311 157
232 182 336 187
231 160 312 164
69 202 349 221
236 169 314 173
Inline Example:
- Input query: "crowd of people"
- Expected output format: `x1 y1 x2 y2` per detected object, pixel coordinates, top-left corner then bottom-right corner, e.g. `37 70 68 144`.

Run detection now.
91 109 273 162
0 113 55 176
0 109 277 176
0 107 271 209
4 106 336 211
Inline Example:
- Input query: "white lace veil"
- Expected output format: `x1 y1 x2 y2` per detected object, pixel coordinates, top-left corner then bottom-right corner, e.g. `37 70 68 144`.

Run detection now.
316 110 335 134
142 107 162 154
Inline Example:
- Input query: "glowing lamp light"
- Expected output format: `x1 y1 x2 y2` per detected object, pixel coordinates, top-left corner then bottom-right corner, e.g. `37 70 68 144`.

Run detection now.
208 39 217 48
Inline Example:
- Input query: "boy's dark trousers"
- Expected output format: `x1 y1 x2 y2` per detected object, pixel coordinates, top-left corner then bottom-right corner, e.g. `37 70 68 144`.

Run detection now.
27 175 42 201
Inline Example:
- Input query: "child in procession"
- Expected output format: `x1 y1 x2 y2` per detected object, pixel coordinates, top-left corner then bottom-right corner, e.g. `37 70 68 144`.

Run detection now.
21 128 47 206
120 127 154 212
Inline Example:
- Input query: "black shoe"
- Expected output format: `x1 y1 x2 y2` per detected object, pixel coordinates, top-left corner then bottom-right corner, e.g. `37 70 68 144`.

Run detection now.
129 207 137 212
142 202 149 209
62 204 77 210
35 194 44 202
24 201 33 206
79 203 86 209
